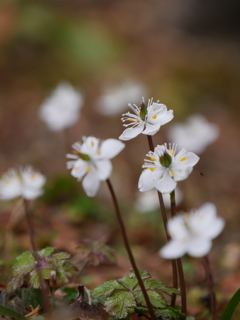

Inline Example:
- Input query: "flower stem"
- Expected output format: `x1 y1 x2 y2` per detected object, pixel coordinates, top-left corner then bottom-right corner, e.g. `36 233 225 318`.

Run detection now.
23 199 37 251
106 179 156 320
170 191 187 318
147 135 178 309
202 255 217 320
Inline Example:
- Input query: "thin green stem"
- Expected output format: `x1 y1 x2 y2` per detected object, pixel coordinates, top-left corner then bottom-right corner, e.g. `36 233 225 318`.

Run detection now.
147 135 178 309
106 179 156 320
202 255 217 320
170 190 187 318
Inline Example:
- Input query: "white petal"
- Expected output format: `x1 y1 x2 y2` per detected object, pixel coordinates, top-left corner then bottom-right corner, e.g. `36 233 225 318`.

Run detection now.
142 123 161 135
95 160 112 180
174 149 200 168
155 171 177 193
0 173 22 200
81 136 100 157
138 169 162 192
22 188 43 200
82 172 100 197
148 109 174 126
187 238 212 257
99 139 125 159
172 167 193 182
119 124 144 141
159 240 187 259
167 215 188 240
71 159 88 180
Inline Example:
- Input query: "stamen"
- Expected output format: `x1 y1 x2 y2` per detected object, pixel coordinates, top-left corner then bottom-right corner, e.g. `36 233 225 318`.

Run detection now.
180 157 186 162
152 115 157 119
150 167 155 171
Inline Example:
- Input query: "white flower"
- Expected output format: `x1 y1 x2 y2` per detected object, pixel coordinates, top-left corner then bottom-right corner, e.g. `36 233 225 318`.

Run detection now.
119 98 174 141
138 143 199 194
39 82 84 131
96 81 147 116
159 202 225 259
167 114 220 154
135 187 183 213
0 166 46 200
66 136 125 197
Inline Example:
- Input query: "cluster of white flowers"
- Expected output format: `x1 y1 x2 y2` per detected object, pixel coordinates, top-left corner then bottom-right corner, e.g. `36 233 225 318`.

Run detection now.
67 136 125 197
0 166 46 200
39 82 84 131
1 86 224 262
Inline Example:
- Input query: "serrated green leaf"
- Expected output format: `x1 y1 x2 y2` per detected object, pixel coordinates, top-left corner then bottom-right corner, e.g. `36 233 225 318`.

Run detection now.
29 270 41 288
105 291 136 318
117 269 151 291
38 247 55 257
128 269 151 280
133 290 166 309
53 252 71 261
12 252 35 270
138 279 180 296
0 305 28 320
92 280 123 298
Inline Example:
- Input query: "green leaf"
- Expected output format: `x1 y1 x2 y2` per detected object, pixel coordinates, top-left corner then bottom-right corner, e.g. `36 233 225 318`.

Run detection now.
92 269 180 318
21 288 43 309
105 291 136 318
61 287 78 303
133 290 166 309
0 305 28 320
140 279 180 296
221 288 240 320
92 280 123 298
53 252 70 261
7 296 25 315
38 247 55 257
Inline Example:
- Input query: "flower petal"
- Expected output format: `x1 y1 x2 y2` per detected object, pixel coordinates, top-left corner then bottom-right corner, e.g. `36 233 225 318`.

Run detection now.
155 171 176 193
82 172 100 197
187 238 212 257
142 123 161 135
70 159 88 180
99 139 125 159
138 169 162 192
148 108 174 126
81 136 100 157
174 149 200 168
95 160 112 180
119 123 144 141
159 240 187 259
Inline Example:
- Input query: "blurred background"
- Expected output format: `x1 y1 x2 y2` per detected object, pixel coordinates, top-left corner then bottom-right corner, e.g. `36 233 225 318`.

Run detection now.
1 0 240 317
